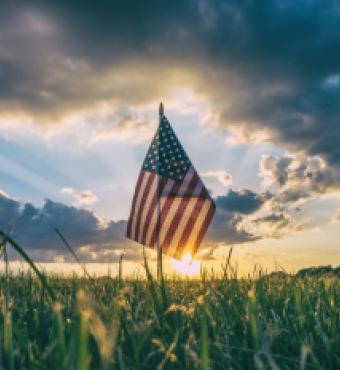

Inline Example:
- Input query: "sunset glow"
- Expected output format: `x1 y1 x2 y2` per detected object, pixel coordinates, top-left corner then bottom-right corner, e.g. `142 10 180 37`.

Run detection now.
170 253 200 276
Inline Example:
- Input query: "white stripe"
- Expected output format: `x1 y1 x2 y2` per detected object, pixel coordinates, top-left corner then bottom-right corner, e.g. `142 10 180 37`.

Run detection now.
159 168 196 246
166 180 204 256
130 172 151 240
137 174 157 242
182 199 213 256
144 179 174 246
166 199 198 257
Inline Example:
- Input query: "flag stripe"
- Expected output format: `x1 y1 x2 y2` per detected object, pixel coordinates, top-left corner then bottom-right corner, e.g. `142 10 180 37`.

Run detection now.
144 178 176 247
129 172 151 240
126 171 145 237
136 173 158 242
191 202 216 256
156 169 196 251
173 188 208 257
134 172 156 240
140 176 168 245
176 199 213 258
161 171 199 253
126 115 216 259
166 198 198 256
148 180 181 248
165 180 204 256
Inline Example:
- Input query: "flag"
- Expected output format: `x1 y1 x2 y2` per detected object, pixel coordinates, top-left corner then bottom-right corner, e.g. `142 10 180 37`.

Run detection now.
126 108 215 259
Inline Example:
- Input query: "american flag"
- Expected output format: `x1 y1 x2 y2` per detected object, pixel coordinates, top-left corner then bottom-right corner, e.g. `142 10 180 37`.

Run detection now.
126 111 215 259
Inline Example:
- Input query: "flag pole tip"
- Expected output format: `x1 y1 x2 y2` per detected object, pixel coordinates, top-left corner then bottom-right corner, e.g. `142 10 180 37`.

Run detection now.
159 102 164 116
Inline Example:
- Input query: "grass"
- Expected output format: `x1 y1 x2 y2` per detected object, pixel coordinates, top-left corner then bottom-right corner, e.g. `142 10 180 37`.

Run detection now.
0 263 339 370
0 232 339 369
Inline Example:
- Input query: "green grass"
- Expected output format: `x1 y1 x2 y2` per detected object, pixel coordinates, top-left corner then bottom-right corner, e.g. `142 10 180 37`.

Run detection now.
0 266 339 370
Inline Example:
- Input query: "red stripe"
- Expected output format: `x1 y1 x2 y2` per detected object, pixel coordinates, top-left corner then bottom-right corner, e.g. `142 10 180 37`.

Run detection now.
149 181 181 248
192 203 216 256
161 173 199 253
175 188 207 257
126 171 145 238
133 172 156 241
140 176 168 245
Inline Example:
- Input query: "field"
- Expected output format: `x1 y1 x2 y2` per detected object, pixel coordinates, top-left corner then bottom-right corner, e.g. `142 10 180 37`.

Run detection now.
0 258 339 370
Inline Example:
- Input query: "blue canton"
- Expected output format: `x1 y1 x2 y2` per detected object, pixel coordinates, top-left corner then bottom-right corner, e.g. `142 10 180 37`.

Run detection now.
142 116 191 182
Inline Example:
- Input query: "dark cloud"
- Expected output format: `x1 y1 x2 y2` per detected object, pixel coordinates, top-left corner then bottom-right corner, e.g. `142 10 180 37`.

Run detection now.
0 188 266 261
261 155 340 205
1 0 340 175
216 189 272 214
254 213 291 228
274 189 310 204
0 181 310 262
205 209 258 245
0 192 139 262
212 188 305 242
204 188 274 247
253 211 304 239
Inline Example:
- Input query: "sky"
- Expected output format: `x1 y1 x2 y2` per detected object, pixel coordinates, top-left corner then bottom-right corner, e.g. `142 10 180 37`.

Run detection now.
0 0 340 276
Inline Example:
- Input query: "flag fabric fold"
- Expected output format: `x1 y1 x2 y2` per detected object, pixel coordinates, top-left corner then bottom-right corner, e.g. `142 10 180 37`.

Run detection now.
126 113 215 259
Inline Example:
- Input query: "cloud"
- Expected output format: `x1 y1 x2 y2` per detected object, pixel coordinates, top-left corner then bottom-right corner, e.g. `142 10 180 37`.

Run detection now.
215 189 272 215
73 190 98 207
60 187 74 195
0 179 311 262
0 188 11 199
0 187 278 262
252 212 304 239
1 0 340 180
211 187 305 242
204 188 276 247
205 209 258 246
60 187 98 207
0 191 137 262
261 155 340 205
200 170 232 187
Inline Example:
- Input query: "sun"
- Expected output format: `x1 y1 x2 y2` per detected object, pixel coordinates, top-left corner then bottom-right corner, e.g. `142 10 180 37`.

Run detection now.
169 253 200 276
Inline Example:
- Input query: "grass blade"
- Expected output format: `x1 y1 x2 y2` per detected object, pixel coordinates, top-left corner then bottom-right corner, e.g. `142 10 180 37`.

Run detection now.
0 230 55 300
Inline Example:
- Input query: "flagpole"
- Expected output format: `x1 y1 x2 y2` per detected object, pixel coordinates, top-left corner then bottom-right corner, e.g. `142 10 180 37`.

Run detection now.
157 102 164 281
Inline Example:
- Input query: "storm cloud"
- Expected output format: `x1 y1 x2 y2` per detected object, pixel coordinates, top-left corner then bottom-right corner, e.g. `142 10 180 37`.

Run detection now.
216 189 272 215
1 0 340 175
0 192 136 262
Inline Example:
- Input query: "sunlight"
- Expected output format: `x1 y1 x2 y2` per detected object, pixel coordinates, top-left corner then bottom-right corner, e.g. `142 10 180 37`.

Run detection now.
169 253 201 276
